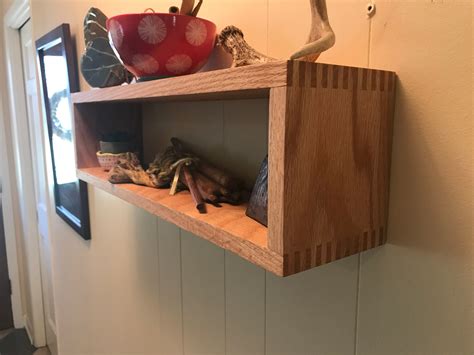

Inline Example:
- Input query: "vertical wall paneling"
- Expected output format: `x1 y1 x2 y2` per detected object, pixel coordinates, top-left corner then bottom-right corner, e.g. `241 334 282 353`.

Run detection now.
265 256 359 355
356 2 473 355
62 188 160 354
142 101 225 165
23 0 473 354
266 1 371 353
222 99 269 188
225 251 266 355
143 99 269 185
157 219 184 355
181 231 226 355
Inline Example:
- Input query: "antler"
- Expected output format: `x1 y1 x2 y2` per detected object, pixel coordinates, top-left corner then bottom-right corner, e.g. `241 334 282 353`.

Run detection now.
291 0 335 61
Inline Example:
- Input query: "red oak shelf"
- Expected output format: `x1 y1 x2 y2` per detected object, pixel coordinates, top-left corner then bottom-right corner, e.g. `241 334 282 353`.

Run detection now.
77 167 281 274
73 61 396 276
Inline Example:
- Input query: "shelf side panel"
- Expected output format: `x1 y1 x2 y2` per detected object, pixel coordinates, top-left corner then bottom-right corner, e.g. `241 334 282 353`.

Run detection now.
74 103 142 169
268 87 287 255
281 61 396 276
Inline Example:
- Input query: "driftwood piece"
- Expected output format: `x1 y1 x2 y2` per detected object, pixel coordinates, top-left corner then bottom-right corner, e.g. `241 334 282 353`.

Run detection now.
217 26 276 67
290 0 335 61
108 153 159 188
108 139 246 213
246 155 268 226
147 146 196 188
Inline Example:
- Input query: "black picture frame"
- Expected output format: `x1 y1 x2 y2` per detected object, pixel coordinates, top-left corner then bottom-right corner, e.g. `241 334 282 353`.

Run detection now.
36 24 91 240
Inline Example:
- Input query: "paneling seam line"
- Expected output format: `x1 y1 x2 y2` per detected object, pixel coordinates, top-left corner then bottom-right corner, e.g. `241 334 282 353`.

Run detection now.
266 0 269 55
156 218 161 350
179 228 185 355
264 271 267 355
354 253 361 355
367 17 373 67
224 251 227 355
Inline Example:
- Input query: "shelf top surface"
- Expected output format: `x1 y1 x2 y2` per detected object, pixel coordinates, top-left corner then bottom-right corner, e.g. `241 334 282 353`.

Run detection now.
72 60 290 104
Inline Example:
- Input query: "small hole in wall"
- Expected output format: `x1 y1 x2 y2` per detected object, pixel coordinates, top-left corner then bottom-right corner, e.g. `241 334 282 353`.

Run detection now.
366 2 376 17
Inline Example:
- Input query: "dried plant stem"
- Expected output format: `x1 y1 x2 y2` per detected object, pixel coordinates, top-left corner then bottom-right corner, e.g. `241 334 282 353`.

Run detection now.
179 0 195 15
183 166 206 214
191 0 203 16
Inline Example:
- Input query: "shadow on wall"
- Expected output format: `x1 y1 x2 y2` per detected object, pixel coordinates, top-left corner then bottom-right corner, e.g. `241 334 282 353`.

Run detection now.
385 79 471 259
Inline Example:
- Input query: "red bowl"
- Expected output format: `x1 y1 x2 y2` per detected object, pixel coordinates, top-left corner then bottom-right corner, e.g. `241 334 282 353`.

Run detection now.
107 13 216 80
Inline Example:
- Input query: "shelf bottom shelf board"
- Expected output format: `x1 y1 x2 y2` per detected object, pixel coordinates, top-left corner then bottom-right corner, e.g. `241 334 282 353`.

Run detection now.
77 167 283 275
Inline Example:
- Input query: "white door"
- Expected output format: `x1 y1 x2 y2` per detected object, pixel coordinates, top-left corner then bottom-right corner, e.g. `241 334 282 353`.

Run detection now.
20 20 58 354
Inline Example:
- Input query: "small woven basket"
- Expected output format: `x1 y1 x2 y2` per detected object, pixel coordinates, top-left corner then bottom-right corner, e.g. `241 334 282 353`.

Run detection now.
96 151 128 171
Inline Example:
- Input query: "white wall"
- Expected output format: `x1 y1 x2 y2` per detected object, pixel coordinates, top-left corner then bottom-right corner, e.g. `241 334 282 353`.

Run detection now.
0 0 36 333
2 0 472 354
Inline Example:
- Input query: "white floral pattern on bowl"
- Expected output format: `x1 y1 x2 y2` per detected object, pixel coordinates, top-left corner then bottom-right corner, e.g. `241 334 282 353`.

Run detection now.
138 16 167 44
107 13 216 79
166 54 192 74
132 54 160 74
185 19 207 46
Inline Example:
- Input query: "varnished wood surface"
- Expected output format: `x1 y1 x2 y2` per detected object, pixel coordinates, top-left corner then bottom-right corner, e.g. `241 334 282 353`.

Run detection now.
73 60 396 276
71 60 394 104
72 61 289 104
274 61 396 275
267 87 286 255
74 103 142 169
78 167 283 275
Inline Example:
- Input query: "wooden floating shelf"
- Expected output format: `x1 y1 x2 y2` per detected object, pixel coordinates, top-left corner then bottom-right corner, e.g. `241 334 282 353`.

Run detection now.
78 168 281 274
72 60 288 104
73 60 396 276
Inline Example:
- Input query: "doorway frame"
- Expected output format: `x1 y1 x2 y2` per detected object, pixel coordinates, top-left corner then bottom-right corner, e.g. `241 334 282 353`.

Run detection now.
1 0 47 347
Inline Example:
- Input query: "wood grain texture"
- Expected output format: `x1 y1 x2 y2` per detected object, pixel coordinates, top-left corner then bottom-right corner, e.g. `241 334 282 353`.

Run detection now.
71 61 289 104
268 87 286 255
77 167 283 275
277 61 396 275
73 60 395 276
74 103 142 169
